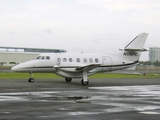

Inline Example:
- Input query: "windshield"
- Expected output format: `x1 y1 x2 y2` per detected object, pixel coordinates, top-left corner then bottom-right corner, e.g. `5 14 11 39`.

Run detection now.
36 56 50 60
36 56 42 59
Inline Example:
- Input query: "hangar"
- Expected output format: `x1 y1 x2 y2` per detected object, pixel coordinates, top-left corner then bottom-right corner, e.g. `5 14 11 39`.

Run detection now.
0 47 66 66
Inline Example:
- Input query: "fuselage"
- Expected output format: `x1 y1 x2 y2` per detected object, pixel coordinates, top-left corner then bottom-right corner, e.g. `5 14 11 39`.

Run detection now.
12 52 138 78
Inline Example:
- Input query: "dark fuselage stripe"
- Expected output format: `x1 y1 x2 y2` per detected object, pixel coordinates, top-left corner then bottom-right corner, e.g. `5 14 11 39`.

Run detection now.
22 61 138 69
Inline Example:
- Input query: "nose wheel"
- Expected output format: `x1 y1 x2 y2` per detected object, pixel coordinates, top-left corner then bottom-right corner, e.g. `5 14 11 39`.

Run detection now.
28 78 34 83
28 72 34 83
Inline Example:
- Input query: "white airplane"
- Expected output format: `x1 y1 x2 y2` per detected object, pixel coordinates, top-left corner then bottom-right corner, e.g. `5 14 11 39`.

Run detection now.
11 33 148 85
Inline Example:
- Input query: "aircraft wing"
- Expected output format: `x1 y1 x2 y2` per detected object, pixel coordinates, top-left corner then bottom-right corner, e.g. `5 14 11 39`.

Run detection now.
76 64 101 71
54 63 101 72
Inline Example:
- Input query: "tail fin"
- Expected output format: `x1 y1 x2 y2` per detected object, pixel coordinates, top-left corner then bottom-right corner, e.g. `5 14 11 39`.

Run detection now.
120 33 148 61
124 33 148 52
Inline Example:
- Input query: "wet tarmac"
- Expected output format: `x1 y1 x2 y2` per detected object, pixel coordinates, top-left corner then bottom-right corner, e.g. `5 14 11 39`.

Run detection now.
0 78 160 120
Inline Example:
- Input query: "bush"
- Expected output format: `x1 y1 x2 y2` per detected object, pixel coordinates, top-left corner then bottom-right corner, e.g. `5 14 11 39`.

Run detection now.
9 62 16 64
0 62 6 66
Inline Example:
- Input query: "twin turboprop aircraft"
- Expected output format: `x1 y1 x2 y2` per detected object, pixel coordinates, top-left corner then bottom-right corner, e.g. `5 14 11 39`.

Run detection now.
11 33 148 85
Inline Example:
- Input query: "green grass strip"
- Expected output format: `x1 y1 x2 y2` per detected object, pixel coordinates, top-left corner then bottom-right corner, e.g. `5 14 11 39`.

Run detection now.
0 72 160 79
90 73 160 78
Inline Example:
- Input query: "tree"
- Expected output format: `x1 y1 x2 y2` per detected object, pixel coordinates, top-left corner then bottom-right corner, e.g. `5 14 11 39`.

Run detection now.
154 60 160 66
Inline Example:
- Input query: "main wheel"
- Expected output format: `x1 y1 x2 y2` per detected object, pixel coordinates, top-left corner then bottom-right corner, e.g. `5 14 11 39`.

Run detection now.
28 78 34 83
81 79 89 85
65 78 72 82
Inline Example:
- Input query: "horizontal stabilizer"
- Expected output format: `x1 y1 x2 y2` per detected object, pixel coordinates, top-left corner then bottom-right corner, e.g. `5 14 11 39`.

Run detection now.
124 48 148 52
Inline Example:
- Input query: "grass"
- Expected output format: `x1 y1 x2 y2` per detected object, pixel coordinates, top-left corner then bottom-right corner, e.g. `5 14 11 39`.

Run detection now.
0 72 61 79
0 72 160 79
90 73 160 78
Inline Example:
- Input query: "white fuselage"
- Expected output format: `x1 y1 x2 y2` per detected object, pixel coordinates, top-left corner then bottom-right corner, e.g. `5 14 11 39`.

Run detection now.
12 52 138 78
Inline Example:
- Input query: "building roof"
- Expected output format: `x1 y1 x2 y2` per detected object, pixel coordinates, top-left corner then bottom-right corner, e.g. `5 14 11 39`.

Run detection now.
0 46 66 53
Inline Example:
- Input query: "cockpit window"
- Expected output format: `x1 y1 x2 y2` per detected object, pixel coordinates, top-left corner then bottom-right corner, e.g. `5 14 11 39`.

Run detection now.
36 56 50 60
36 56 42 59
46 56 50 60
41 56 45 60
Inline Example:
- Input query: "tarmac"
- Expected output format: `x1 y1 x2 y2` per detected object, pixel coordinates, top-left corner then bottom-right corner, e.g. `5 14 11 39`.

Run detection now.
0 78 160 120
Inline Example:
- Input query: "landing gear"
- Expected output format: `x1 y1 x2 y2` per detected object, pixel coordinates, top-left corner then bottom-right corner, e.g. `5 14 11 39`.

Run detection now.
65 78 72 82
28 72 34 83
64 71 89 85
81 71 89 85
81 79 89 85
28 78 34 83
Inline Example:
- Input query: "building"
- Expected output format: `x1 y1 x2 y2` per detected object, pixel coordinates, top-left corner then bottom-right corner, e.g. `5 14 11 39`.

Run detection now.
0 47 66 66
149 47 160 63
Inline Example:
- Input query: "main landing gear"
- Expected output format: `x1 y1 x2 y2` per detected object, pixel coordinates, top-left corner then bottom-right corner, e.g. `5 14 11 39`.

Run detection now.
81 71 89 85
65 71 89 85
81 79 89 85
65 78 89 85
28 72 34 83
65 78 72 82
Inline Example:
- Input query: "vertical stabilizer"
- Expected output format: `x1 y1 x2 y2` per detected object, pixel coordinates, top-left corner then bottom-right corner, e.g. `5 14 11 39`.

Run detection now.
124 33 148 51
119 33 148 62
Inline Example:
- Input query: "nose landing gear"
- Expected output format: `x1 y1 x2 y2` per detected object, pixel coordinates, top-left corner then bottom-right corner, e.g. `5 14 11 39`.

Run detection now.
28 78 34 83
28 72 34 83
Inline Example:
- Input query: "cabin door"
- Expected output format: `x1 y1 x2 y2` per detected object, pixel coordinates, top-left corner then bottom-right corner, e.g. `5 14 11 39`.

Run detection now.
102 56 112 72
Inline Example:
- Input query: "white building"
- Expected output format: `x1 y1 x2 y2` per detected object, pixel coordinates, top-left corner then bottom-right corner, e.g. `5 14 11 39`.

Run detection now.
149 47 160 63
0 51 39 65
0 47 66 66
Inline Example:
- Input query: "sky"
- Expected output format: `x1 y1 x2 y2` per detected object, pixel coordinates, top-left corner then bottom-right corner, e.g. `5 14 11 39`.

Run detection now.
0 0 160 61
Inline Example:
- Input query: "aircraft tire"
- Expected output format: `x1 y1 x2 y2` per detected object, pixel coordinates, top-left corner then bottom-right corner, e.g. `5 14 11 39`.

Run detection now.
81 79 89 85
65 78 72 82
28 78 34 83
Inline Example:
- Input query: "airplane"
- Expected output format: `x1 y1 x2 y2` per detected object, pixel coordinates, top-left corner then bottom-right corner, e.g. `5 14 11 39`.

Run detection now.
11 33 148 85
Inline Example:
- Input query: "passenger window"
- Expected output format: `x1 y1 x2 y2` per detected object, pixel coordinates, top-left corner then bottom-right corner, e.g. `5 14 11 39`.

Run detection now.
69 58 73 62
95 58 99 63
63 58 67 62
41 56 45 60
89 58 93 63
46 56 50 60
83 58 87 63
77 58 80 62
36 56 41 60
57 58 61 62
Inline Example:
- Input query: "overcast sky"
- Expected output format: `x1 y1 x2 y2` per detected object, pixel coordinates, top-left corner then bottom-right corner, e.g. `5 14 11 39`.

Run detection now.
1 0 160 61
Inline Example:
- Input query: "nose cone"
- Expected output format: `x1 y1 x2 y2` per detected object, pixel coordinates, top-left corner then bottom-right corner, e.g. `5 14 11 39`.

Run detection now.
11 63 26 72
11 60 34 72
11 65 19 72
